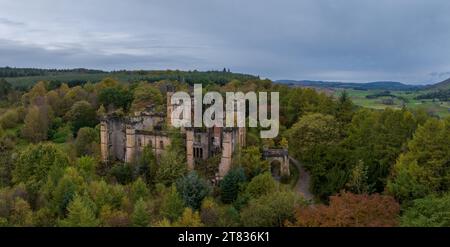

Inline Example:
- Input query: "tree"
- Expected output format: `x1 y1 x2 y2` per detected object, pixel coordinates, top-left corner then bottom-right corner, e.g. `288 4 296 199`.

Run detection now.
176 171 211 209
21 105 52 142
10 198 33 226
13 143 69 197
346 160 370 194
401 193 450 227
131 198 149 227
76 156 97 182
174 208 203 227
51 167 86 216
99 205 130 227
130 177 149 203
65 101 97 134
160 185 185 222
293 192 400 227
345 108 417 192
98 86 133 112
288 113 340 163
130 82 163 113
236 146 269 178
220 168 246 203
387 118 450 202
0 78 12 100
74 127 99 157
136 145 157 185
200 197 220 226
240 190 300 227
59 194 99 227
245 172 276 199
155 149 186 186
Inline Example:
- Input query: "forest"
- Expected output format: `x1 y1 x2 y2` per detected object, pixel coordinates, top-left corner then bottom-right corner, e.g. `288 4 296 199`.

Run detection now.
0 72 449 227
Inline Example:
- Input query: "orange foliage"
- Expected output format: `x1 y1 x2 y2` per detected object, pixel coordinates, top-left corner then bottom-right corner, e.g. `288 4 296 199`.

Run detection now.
293 192 400 227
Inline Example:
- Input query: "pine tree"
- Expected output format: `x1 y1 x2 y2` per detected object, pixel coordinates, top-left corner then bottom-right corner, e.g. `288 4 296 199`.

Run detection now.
59 194 99 227
131 198 149 227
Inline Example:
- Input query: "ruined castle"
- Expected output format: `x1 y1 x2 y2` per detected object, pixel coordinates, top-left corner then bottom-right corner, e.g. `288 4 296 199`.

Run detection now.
100 92 246 179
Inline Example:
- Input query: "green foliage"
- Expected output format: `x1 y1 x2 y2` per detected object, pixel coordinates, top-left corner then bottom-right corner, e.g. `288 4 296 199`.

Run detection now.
109 163 134 185
155 148 186 186
401 193 450 227
136 145 157 185
13 143 69 197
220 168 246 204
345 108 417 191
176 172 211 210
0 78 12 100
245 172 277 199
387 118 450 202
74 127 99 157
21 105 52 142
59 194 99 227
130 177 149 203
65 101 97 133
236 146 269 178
288 113 341 163
76 156 97 182
130 82 163 112
131 198 149 227
98 85 133 111
160 185 185 222
240 190 300 227
173 207 203 227
51 167 86 216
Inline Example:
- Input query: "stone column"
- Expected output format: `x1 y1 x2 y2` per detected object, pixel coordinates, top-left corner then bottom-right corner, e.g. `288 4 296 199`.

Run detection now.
100 120 109 163
186 128 194 170
219 129 233 178
125 126 136 163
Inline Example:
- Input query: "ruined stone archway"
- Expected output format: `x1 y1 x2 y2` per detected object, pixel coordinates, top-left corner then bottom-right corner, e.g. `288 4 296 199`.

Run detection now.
263 149 290 179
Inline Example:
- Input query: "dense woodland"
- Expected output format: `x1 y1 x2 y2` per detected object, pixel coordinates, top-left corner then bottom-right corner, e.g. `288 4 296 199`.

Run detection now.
0 72 449 227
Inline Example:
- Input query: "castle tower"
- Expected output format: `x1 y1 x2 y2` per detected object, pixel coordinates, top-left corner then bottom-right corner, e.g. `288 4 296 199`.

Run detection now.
186 128 194 170
125 125 136 163
166 92 174 126
218 129 233 178
100 120 109 163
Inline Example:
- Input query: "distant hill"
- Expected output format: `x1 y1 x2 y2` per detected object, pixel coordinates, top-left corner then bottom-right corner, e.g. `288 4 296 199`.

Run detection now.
0 67 259 89
276 80 424 91
427 77 450 91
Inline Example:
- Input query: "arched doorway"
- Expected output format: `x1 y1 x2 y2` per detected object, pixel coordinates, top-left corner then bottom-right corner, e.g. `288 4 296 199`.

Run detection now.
270 159 282 180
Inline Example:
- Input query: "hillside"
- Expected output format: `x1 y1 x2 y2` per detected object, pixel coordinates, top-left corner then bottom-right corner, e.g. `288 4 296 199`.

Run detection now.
276 80 423 91
427 77 450 91
0 67 259 89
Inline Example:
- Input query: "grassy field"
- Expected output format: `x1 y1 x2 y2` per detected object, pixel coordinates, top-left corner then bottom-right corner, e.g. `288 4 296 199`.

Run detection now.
334 89 450 118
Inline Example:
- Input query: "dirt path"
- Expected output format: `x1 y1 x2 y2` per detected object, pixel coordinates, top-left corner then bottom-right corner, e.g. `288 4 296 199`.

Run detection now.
289 156 314 201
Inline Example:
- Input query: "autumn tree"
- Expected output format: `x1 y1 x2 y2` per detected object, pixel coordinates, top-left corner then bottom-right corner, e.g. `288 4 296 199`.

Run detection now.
22 105 52 142
130 82 164 113
293 192 400 227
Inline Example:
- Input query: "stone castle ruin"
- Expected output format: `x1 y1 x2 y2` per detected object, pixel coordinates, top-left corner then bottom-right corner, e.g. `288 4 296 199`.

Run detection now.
100 90 246 179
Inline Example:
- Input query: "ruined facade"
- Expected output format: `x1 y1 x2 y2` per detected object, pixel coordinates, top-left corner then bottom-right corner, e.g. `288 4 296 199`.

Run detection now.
100 93 246 179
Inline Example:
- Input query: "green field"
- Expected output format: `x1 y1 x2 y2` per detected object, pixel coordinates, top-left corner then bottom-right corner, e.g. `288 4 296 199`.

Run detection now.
334 89 450 118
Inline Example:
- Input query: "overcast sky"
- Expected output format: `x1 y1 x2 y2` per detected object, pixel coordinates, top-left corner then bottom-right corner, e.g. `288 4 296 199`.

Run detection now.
1 0 450 84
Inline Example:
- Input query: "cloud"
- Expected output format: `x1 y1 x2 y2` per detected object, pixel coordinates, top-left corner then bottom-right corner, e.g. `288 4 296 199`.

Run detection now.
0 0 449 84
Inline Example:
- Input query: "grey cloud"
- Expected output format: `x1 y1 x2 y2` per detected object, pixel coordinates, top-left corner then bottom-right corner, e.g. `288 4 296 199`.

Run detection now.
0 0 450 84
